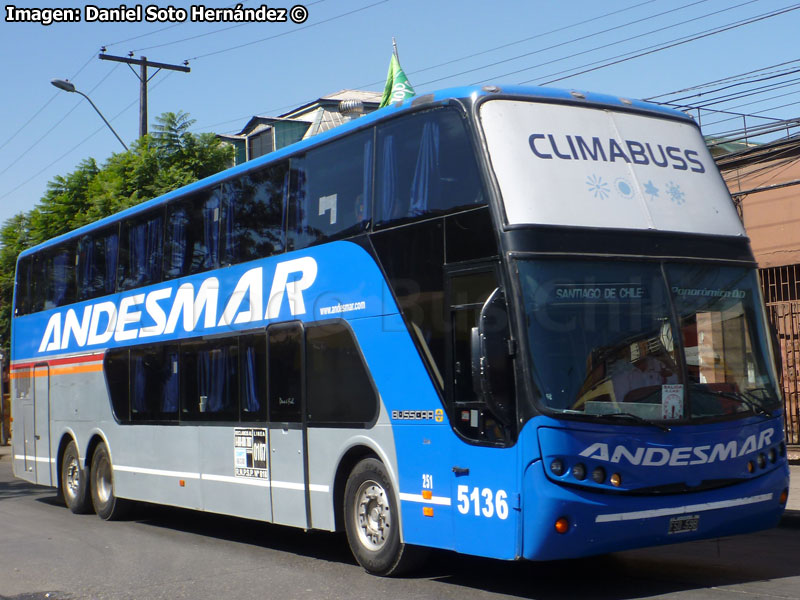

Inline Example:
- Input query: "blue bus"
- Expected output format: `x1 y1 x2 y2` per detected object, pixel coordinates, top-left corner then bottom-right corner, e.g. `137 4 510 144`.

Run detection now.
11 85 790 575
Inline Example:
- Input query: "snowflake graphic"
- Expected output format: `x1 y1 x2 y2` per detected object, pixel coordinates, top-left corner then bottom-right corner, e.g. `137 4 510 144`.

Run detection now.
586 174 610 200
666 181 686 205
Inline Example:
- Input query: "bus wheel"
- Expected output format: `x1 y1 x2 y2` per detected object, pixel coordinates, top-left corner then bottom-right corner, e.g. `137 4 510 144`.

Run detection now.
90 444 130 521
61 440 93 514
344 458 422 576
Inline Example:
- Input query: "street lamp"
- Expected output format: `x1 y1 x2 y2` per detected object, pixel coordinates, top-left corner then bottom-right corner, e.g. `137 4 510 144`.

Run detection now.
50 79 129 151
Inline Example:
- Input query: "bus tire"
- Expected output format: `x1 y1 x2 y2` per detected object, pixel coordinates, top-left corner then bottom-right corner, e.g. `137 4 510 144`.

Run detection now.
90 443 130 521
61 440 93 514
344 458 423 576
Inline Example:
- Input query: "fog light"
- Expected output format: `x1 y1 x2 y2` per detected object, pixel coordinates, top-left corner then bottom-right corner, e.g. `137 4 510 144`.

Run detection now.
550 458 565 476
610 473 622 487
592 466 606 484
758 453 767 469
555 517 569 534
747 461 755 473
572 463 587 481
779 489 789 505
769 448 777 463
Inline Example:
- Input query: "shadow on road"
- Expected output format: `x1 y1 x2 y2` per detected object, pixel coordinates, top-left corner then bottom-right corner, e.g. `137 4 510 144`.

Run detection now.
0 478 51 501
125 502 800 599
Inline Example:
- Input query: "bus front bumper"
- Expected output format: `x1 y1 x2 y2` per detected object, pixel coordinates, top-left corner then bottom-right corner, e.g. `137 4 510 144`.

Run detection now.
521 460 789 561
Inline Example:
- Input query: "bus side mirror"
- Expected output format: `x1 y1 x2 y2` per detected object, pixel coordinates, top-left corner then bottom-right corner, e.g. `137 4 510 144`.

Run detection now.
471 288 515 426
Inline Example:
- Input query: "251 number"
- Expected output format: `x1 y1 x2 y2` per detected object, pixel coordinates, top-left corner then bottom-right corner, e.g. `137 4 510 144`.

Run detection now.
456 485 509 520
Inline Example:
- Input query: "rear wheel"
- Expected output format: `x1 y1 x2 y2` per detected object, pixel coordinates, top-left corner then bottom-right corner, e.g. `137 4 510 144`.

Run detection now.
343 458 423 575
61 440 93 514
90 443 130 520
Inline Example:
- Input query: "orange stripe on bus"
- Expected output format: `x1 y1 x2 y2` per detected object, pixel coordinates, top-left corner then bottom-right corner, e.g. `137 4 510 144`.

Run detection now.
10 364 103 378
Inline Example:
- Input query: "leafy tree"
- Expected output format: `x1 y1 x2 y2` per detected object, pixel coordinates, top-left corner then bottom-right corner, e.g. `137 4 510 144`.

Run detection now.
0 112 233 352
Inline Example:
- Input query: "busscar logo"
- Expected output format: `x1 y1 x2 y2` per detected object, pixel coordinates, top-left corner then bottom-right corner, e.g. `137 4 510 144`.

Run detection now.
392 409 440 421
579 428 775 467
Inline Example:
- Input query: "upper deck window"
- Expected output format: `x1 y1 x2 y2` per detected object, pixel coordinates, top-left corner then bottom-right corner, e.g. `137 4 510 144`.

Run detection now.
375 108 484 227
288 130 372 250
118 210 164 291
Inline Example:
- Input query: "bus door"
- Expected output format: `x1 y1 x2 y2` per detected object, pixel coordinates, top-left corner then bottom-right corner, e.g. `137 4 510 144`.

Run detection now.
267 322 309 528
33 363 52 485
445 266 521 559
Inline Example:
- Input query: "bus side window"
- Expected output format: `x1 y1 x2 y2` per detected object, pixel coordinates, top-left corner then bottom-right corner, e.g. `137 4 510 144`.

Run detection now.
118 210 164 291
287 130 372 251
240 334 267 421
164 189 220 280
306 322 377 426
76 226 118 301
375 109 484 227
34 243 77 311
14 256 31 316
180 339 239 421
130 345 179 422
221 162 288 266
268 323 303 423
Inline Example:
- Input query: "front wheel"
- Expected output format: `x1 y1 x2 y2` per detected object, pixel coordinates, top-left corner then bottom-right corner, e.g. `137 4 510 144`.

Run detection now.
90 443 130 520
343 458 423 575
61 440 93 514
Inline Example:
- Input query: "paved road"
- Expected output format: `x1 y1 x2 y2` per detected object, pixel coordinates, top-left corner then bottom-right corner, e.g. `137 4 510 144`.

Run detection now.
1 447 799 600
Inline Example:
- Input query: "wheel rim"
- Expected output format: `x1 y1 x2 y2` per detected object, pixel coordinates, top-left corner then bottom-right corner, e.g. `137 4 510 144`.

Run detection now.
95 454 113 505
353 479 391 551
64 455 80 500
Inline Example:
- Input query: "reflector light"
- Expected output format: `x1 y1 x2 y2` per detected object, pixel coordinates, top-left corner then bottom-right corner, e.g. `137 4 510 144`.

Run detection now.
423 507 434 517
780 489 789 505
179 480 185 487
554 517 569 534
422 490 433 500
747 461 755 473
610 473 622 487
592 466 606 484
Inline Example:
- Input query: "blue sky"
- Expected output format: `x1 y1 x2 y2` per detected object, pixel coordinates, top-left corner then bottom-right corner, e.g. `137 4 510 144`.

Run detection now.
1 0 799 228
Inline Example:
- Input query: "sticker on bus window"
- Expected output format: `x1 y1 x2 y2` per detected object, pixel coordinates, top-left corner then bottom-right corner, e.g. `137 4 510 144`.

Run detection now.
661 385 684 420
234 427 269 480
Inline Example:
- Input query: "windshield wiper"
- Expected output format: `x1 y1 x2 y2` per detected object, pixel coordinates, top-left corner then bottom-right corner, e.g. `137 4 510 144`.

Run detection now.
702 388 774 419
595 412 672 432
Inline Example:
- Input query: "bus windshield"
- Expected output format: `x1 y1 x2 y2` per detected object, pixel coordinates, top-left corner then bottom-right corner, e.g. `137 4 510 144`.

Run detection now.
517 260 781 422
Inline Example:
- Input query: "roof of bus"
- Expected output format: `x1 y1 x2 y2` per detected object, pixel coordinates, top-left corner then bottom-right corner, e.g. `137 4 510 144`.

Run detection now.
18 84 693 259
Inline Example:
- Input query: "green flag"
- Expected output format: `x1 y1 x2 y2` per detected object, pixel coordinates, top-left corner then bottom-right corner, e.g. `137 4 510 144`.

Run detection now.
379 53 415 108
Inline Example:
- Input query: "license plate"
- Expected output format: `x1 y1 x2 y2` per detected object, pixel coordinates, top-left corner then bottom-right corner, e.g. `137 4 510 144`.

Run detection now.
668 514 700 534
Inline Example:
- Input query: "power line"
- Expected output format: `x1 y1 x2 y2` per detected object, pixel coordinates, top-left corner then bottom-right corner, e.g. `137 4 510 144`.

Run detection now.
473 0 763 85
186 0 388 62
415 0 722 88
533 3 800 85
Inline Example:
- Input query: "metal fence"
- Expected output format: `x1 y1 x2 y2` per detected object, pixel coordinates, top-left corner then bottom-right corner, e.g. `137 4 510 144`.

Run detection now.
761 265 800 444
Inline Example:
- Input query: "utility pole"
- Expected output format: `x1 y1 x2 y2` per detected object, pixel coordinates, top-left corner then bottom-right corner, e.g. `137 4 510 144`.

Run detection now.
98 52 190 138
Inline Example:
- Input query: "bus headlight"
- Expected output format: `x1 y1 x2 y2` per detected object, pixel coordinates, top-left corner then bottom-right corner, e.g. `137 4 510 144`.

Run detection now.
550 459 565 477
592 466 606 484
572 463 586 481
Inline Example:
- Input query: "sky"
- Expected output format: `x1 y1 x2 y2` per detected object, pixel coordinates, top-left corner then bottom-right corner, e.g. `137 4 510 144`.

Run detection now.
1 0 799 229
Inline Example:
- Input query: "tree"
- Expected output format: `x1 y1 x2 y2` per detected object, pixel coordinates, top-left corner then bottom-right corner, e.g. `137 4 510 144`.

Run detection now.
0 112 233 352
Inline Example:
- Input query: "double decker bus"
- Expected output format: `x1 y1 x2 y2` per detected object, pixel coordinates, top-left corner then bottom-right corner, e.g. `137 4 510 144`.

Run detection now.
11 85 790 575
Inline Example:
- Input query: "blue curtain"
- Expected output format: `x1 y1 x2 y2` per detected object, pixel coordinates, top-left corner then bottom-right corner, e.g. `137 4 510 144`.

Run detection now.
221 184 237 264
162 351 179 413
103 232 118 295
202 193 220 270
409 120 441 216
379 135 397 223
361 138 372 224
198 349 228 413
243 345 260 413
51 251 70 307
131 354 147 413
127 216 163 286
78 239 93 296
167 208 187 277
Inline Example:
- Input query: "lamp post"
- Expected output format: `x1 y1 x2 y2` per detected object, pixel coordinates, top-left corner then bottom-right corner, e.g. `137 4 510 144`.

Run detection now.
50 79 129 151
